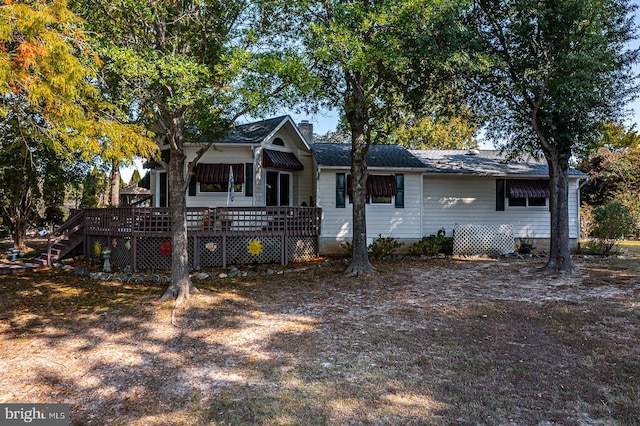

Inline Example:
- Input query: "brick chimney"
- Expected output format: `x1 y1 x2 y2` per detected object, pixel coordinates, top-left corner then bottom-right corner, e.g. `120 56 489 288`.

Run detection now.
298 120 313 144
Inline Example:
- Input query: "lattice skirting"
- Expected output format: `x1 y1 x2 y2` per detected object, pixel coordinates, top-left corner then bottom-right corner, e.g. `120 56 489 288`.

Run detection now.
223 236 282 265
288 237 318 261
453 224 514 257
135 237 194 271
85 235 318 271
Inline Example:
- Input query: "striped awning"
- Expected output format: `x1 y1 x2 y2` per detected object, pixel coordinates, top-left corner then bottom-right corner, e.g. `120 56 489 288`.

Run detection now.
508 180 549 198
195 164 244 184
367 175 397 197
263 149 304 171
348 175 397 197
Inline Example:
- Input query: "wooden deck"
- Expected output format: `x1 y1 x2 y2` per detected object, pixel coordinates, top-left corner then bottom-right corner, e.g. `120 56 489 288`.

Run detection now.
77 207 322 270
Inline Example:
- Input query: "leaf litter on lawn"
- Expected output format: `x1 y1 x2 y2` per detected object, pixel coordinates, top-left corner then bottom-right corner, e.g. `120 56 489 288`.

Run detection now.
0 256 638 425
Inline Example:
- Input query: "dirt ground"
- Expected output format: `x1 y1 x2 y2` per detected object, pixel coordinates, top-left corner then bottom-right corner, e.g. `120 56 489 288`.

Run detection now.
0 255 638 425
0 236 49 261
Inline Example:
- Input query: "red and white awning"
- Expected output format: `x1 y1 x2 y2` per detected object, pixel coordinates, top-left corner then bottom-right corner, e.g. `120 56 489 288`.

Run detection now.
348 175 398 197
263 149 304 171
508 180 549 198
195 164 244 184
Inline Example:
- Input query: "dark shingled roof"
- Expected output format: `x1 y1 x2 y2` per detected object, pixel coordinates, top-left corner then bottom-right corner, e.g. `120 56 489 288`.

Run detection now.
311 143 425 168
216 116 289 144
410 150 585 177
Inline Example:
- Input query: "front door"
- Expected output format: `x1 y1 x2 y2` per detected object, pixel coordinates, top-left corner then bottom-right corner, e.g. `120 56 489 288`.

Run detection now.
266 170 292 206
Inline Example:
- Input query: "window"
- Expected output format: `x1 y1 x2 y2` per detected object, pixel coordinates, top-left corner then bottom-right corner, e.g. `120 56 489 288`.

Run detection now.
336 173 346 208
245 163 253 196
200 183 242 193
508 196 547 207
337 174 400 207
506 180 549 208
193 163 244 195
395 174 404 208
371 195 392 204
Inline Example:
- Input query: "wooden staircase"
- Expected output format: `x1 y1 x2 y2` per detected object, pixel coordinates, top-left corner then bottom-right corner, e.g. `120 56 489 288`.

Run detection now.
33 210 85 267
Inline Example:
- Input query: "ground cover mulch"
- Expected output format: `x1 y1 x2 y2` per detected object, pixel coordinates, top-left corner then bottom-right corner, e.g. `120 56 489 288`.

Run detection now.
0 255 639 425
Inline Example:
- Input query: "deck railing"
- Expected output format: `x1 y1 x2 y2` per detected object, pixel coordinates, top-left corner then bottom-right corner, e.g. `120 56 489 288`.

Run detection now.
83 206 321 237
82 207 322 269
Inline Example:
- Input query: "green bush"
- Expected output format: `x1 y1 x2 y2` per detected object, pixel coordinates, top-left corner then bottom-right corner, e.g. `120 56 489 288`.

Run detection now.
409 228 453 256
583 239 618 255
517 237 535 254
590 201 636 254
368 234 404 259
340 240 353 256
341 236 405 259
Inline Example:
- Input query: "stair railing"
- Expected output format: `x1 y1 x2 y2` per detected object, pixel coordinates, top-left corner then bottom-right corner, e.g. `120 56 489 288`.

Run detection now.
45 209 85 266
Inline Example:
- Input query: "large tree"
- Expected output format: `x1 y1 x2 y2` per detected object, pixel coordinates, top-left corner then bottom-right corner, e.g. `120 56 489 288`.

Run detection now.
297 0 464 275
75 0 315 303
465 0 638 272
0 0 154 248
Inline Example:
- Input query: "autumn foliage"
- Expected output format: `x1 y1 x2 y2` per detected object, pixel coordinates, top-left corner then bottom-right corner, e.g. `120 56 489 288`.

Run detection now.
0 0 155 160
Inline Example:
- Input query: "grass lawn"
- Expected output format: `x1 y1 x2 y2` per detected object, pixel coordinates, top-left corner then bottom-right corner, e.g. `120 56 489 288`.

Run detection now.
617 239 640 256
1 255 639 425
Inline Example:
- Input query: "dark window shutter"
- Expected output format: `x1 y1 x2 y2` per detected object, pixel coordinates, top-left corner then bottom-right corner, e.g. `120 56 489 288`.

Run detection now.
188 175 197 196
496 179 505 211
159 172 168 207
245 163 253 196
395 174 405 208
336 173 346 208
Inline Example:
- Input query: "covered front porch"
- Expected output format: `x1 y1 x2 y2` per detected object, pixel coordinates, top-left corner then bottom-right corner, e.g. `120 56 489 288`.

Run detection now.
47 207 322 271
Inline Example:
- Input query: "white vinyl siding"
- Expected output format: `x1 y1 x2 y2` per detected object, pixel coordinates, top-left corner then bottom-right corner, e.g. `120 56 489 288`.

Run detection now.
181 125 314 208
295 151 314 206
316 170 422 244
422 176 580 239
185 147 255 208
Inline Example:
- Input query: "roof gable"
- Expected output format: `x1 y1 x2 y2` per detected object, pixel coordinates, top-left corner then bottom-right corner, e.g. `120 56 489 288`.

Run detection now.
217 116 290 144
214 115 311 152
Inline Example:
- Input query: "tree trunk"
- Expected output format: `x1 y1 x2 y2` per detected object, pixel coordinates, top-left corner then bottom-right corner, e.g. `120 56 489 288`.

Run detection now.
9 168 32 251
109 163 121 207
345 143 375 276
11 215 27 251
545 152 575 273
344 73 375 276
160 114 199 305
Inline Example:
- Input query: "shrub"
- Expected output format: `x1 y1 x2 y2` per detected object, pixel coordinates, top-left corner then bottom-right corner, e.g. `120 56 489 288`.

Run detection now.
583 239 618 255
517 237 535 254
590 201 636 254
368 234 404 259
409 228 453 256
340 240 353 256
580 203 594 240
